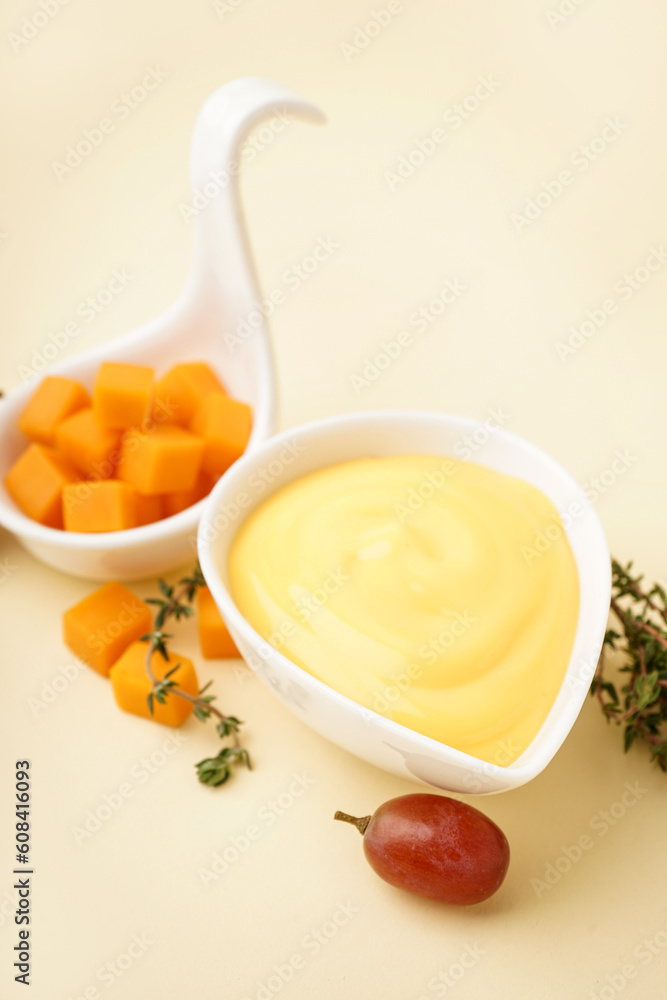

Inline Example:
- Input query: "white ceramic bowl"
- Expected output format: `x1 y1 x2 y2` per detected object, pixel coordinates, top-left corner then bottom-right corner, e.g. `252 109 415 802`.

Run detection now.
198 410 611 794
0 78 323 581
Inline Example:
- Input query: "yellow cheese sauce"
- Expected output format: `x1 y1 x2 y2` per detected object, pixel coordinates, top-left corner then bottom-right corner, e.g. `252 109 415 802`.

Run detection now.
228 455 579 765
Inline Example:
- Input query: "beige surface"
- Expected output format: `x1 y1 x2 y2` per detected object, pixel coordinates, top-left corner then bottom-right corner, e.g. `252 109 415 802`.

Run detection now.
1 1 667 997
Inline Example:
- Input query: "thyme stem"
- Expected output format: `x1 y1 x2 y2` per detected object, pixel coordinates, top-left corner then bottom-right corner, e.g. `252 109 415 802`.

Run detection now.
142 565 250 785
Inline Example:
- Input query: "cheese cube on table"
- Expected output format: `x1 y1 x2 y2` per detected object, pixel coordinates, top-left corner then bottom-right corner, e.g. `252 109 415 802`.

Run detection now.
110 642 199 727
62 581 152 677
197 585 240 659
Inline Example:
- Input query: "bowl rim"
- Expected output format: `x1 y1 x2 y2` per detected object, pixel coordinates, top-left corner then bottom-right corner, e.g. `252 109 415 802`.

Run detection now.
198 408 611 786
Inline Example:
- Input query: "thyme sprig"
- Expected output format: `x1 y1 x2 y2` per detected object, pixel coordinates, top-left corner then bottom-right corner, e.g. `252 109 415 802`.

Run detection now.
141 564 252 787
591 559 667 771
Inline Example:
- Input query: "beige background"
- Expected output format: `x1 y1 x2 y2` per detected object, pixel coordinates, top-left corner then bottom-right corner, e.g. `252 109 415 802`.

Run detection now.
1 0 667 997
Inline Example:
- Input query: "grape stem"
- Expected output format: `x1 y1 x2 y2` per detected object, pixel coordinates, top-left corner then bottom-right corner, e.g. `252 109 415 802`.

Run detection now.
334 811 371 835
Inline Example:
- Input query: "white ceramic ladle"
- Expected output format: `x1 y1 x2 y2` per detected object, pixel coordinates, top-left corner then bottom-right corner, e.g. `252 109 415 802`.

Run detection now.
0 78 324 580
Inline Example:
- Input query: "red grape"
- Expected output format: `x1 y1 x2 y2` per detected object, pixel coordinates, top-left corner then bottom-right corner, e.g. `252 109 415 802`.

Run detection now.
335 793 509 905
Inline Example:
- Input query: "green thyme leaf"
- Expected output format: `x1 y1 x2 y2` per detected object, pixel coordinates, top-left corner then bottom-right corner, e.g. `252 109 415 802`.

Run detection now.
592 559 667 772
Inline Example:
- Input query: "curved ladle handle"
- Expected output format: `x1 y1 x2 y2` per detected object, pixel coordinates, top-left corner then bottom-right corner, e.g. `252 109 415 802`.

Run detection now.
184 77 325 331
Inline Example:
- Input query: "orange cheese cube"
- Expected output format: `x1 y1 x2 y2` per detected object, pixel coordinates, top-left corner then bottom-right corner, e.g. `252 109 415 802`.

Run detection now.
63 480 138 532
197 586 240 658
163 471 215 517
110 641 198 727
93 362 154 429
63 581 152 676
117 425 204 495
4 443 77 528
18 376 90 446
55 409 121 478
155 362 225 425
135 493 164 526
190 392 252 478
